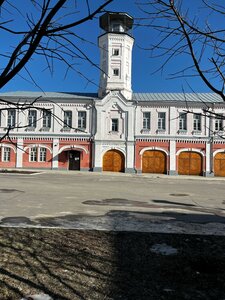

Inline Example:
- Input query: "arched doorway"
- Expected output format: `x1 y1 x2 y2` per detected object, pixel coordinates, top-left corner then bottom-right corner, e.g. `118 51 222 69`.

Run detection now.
103 150 125 172
68 150 80 170
214 152 225 177
142 150 167 174
178 151 202 175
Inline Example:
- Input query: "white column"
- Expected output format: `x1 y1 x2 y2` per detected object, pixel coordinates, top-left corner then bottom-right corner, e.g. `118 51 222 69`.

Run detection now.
169 106 177 136
169 140 177 175
52 138 59 169
93 142 102 172
53 105 62 133
205 141 213 176
16 138 23 168
125 142 135 173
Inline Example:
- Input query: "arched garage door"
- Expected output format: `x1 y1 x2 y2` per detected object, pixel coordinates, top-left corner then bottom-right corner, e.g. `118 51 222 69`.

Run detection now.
214 152 225 177
178 151 203 175
103 150 125 172
142 150 167 174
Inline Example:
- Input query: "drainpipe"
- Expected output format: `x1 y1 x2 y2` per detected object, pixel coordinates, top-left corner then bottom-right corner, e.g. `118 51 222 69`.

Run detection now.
133 100 138 173
209 103 214 174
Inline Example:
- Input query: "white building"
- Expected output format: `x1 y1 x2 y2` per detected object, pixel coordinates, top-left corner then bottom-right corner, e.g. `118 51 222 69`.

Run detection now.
0 12 225 176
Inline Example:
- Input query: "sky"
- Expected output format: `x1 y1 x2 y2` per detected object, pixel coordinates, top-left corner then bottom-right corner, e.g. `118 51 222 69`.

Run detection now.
0 0 221 94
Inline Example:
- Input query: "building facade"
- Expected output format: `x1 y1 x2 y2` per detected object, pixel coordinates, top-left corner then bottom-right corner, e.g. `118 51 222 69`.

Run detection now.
0 12 225 176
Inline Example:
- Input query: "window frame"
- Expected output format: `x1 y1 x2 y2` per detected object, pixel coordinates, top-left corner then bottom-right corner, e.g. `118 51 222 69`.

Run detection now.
28 110 37 128
112 48 119 56
179 113 187 131
2 147 11 162
39 147 47 162
215 115 223 131
29 147 47 162
143 112 151 130
193 113 201 131
64 110 72 128
158 112 166 130
113 68 119 76
111 118 119 132
43 110 51 129
30 147 38 162
7 109 16 128
78 111 87 129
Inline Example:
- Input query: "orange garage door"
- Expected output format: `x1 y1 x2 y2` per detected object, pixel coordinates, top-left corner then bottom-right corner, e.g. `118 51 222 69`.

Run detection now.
142 150 167 174
178 151 202 175
214 153 225 177
103 150 125 172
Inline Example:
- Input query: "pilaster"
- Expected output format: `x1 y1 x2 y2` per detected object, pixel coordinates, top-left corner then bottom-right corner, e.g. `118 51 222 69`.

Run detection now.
169 140 177 175
16 138 23 168
52 138 59 169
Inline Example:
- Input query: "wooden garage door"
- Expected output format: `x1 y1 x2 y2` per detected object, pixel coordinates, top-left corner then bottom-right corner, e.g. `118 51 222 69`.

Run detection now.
103 150 125 172
142 150 167 174
178 151 202 175
214 153 225 177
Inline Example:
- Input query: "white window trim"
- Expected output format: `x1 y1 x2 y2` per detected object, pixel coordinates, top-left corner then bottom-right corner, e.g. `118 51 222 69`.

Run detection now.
2 147 11 162
29 147 47 162
113 68 119 76
78 111 87 130
64 110 72 128
193 114 202 131
158 112 166 131
111 118 119 132
143 112 151 130
112 48 119 56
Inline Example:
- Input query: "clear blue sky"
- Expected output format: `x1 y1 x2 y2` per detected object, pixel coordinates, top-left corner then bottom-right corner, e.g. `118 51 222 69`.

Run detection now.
0 0 217 94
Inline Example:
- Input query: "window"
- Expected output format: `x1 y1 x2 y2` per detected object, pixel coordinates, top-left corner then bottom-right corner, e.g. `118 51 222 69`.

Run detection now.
113 48 119 56
112 23 120 32
193 114 201 131
215 115 223 131
30 147 37 162
78 111 86 129
113 68 119 76
158 112 166 130
179 113 187 131
143 112 151 130
39 147 47 162
64 111 72 128
3 147 10 162
43 110 51 128
112 118 118 132
7 109 16 127
30 147 47 162
28 110 37 128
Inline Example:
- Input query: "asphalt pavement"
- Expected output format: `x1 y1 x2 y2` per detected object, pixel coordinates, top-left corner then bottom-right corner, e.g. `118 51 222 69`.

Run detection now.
0 170 225 235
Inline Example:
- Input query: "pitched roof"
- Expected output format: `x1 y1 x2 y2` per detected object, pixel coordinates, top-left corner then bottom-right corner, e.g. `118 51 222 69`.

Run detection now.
0 91 98 101
0 91 224 104
132 93 223 103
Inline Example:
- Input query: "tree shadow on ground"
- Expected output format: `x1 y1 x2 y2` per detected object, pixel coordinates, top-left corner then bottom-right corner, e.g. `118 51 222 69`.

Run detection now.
1 209 225 299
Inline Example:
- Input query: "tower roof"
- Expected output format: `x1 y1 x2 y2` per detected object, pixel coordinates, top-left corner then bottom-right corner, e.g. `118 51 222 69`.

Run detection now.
99 12 133 31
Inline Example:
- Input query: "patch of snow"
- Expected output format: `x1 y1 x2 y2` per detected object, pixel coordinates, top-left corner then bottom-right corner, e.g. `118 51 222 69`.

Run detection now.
21 294 53 300
150 243 178 255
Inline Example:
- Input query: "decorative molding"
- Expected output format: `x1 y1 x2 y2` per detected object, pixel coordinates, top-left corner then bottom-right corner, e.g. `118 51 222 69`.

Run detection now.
58 145 89 154
139 146 169 156
176 148 205 156
24 144 53 154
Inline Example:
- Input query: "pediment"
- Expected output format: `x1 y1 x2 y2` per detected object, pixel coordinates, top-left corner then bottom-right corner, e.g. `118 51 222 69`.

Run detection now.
96 91 131 111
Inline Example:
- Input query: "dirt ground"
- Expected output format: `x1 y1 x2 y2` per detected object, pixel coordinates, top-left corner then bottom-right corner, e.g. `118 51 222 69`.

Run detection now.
0 228 225 300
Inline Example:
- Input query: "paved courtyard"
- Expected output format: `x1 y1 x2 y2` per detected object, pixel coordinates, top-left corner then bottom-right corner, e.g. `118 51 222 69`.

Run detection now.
0 170 225 234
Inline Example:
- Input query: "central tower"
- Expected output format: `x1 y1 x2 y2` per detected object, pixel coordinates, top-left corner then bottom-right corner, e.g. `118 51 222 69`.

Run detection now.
98 12 134 100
